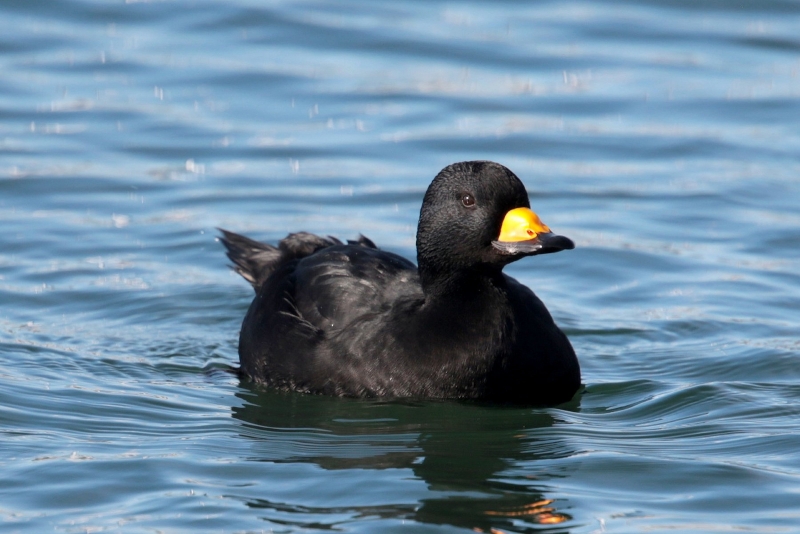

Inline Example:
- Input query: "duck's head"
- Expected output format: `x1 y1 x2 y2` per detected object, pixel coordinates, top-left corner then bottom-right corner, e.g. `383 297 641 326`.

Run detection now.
416 161 574 289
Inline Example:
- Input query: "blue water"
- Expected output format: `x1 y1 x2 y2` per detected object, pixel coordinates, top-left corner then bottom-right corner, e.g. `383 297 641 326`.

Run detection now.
2 0 800 532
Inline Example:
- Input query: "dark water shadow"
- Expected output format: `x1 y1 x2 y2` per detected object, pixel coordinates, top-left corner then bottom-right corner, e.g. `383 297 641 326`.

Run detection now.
232 384 582 532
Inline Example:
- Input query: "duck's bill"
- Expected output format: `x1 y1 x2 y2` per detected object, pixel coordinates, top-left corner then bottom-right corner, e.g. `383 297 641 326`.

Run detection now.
492 232 574 255
491 207 575 256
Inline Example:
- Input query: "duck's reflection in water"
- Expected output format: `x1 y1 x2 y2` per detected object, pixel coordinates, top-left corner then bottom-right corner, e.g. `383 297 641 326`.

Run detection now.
232 386 580 532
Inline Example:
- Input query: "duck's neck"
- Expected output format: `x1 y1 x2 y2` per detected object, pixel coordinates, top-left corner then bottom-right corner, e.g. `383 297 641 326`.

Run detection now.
419 264 505 303
410 266 512 382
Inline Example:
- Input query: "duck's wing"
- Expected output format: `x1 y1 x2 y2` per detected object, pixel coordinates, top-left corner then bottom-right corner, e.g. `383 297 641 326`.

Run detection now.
292 244 421 332
224 231 420 387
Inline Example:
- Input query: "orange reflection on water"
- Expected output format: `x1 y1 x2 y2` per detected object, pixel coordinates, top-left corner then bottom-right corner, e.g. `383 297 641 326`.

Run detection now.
483 499 570 526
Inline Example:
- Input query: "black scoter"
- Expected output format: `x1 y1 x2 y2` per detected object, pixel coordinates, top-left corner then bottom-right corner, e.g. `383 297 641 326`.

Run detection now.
220 161 580 405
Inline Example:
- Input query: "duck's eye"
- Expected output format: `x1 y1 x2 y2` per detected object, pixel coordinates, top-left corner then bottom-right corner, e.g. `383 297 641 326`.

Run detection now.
461 193 475 208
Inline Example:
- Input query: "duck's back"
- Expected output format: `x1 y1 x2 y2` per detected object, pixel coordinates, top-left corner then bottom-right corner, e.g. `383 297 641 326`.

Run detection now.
220 230 422 391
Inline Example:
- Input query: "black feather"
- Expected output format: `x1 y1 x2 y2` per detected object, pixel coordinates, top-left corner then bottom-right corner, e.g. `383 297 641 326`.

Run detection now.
220 161 580 405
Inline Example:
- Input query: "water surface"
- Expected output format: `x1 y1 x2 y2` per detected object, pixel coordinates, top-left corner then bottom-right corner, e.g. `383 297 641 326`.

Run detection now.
2 0 800 532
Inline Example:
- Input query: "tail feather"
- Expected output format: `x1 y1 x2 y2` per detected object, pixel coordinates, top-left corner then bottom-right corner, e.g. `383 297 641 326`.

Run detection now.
218 228 282 289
